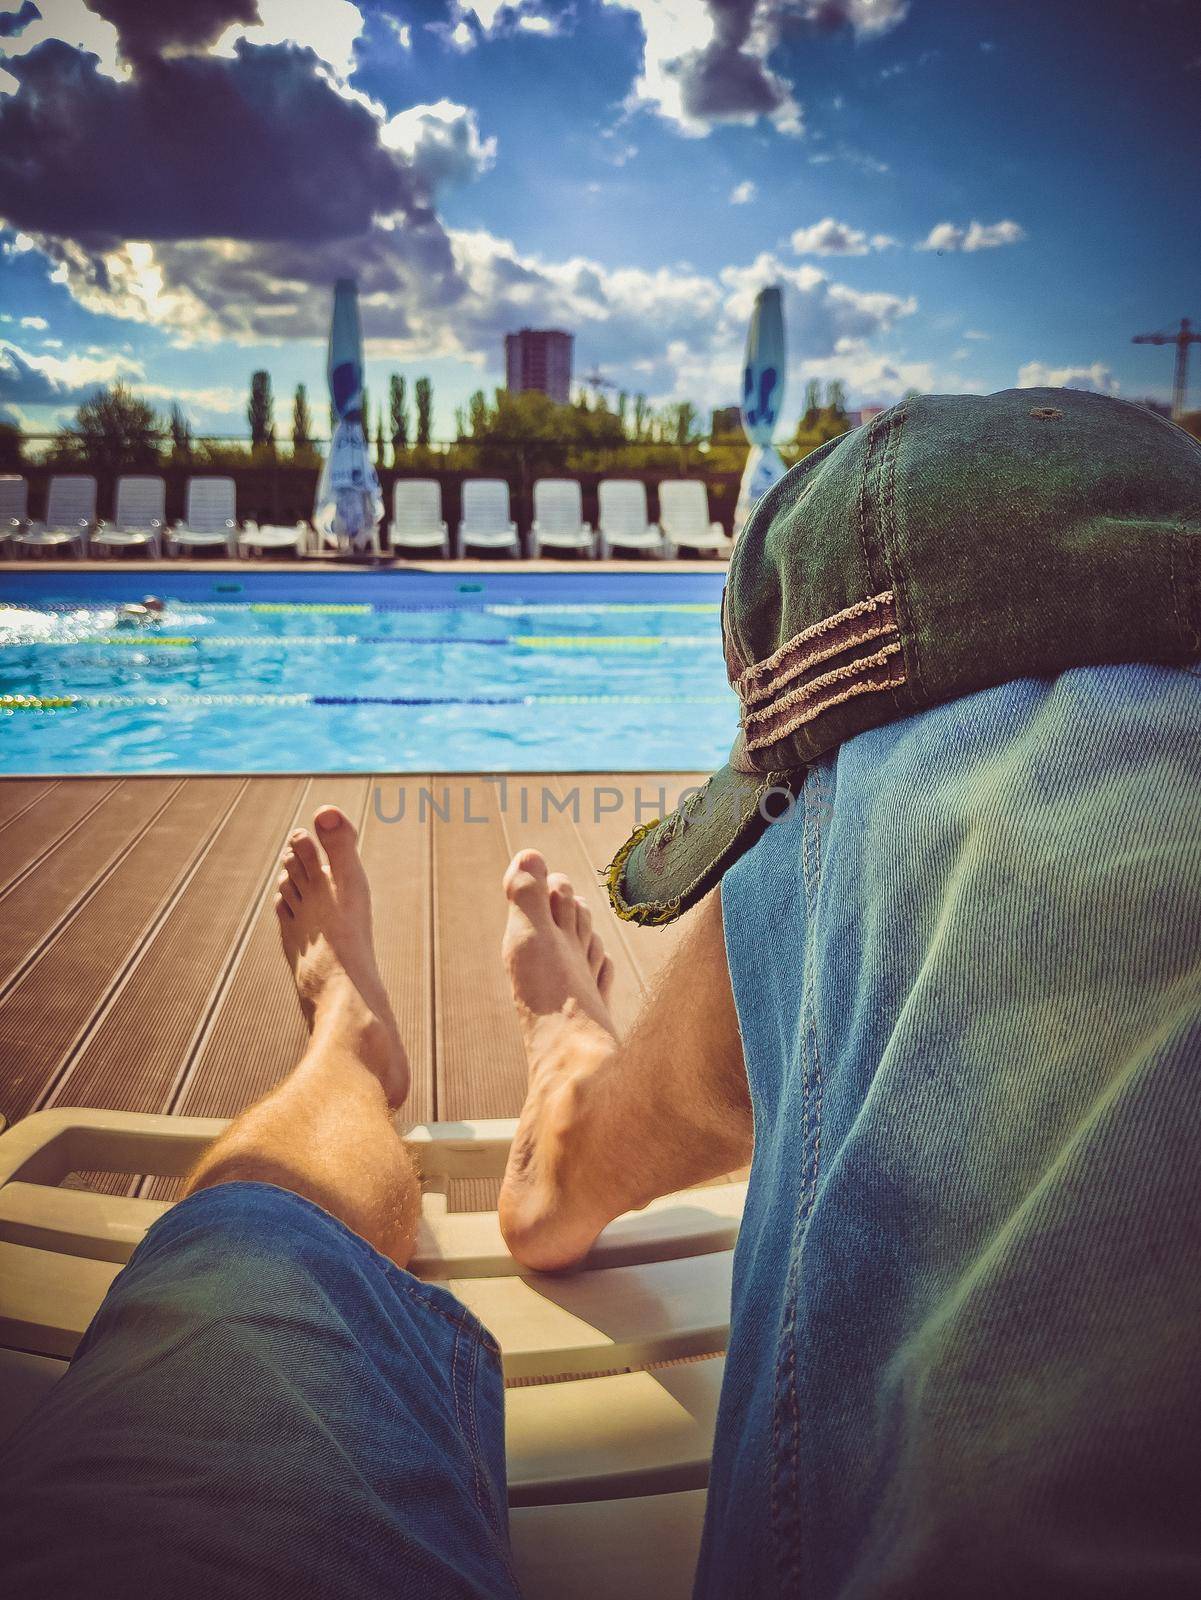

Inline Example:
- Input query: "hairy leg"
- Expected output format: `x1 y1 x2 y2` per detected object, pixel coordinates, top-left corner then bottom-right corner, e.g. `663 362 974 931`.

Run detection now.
500 849 751 1271
186 806 421 1270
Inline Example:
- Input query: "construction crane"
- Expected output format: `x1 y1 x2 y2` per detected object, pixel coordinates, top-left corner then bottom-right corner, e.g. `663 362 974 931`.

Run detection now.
1132 317 1201 420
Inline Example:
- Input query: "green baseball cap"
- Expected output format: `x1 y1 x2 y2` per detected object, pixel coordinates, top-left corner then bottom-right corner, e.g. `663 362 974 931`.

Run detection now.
607 387 1201 925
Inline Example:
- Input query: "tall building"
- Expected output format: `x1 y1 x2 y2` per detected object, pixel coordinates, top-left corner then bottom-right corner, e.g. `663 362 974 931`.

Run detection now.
505 328 573 405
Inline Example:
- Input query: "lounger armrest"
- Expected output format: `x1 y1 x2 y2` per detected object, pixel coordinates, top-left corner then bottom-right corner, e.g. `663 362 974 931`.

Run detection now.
242 518 260 533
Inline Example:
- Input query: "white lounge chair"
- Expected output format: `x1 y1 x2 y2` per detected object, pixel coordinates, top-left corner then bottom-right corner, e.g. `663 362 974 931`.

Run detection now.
168 477 238 557
598 480 665 559
657 481 731 557
0 474 28 557
459 478 520 558
389 479 450 558
16 475 96 558
0 1107 744 1600
238 520 310 558
530 479 596 558
91 476 165 558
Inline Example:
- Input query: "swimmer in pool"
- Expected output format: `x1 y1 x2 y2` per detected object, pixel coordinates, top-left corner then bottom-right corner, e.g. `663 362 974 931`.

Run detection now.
114 596 166 628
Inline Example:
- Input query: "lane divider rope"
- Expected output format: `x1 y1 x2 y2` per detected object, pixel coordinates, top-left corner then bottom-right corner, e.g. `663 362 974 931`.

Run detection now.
2 692 731 711
0 633 717 650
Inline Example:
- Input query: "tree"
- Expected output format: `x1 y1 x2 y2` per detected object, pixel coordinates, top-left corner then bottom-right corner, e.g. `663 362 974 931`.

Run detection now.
803 378 822 416
360 386 370 437
291 384 312 454
168 402 192 460
57 381 160 472
826 378 848 416
617 390 629 436
632 393 649 442
468 388 490 437
0 421 23 471
375 417 387 468
389 374 408 454
453 405 466 441
248 370 274 450
670 400 699 447
415 376 432 447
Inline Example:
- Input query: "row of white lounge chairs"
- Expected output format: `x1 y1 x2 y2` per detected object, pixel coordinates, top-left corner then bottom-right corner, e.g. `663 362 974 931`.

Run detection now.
0 473 732 560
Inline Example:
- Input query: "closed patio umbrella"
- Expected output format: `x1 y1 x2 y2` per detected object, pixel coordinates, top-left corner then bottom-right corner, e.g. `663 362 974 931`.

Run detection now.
314 277 383 553
734 284 787 537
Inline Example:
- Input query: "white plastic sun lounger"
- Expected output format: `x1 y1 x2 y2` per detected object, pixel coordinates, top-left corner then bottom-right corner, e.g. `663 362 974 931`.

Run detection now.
238 519 310 557
598 480 665 559
531 479 597 558
389 479 450 557
657 481 731 557
16 475 96 557
459 478 520 557
0 1107 744 1600
168 477 238 557
0 474 29 557
90 475 165 558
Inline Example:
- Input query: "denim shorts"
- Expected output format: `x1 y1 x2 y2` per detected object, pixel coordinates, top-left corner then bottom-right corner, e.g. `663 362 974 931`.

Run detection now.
0 1182 520 1600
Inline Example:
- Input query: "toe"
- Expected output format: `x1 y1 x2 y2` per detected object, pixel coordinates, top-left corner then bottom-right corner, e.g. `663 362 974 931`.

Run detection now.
547 873 577 932
586 932 604 975
503 850 551 916
289 830 320 881
274 893 292 921
574 897 593 949
282 849 306 896
597 955 615 1001
314 806 367 890
277 868 299 909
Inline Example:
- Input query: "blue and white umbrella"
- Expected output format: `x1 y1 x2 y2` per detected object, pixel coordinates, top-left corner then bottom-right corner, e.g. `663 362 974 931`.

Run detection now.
734 284 787 537
314 277 383 553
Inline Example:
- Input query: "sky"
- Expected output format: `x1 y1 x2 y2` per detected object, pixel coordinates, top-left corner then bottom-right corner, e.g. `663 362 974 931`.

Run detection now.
0 0 1198 441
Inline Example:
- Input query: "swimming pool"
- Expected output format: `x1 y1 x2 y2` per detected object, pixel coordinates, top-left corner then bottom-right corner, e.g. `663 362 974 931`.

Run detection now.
0 570 735 775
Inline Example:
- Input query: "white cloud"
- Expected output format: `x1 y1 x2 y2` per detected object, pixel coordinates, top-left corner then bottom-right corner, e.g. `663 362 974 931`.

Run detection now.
214 0 367 82
918 218 1026 252
19 314 47 330
383 17 412 48
380 101 497 191
604 0 906 136
0 0 126 92
963 328 990 340
730 181 757 205
791 217 895 255
1017 361 1119 394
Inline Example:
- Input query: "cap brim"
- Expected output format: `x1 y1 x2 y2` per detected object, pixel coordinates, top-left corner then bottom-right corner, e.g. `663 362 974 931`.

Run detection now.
605 762 800 926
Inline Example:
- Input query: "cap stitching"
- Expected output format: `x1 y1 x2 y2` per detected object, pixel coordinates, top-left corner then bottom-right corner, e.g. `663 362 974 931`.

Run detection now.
736 591 896 705
742 643 907 752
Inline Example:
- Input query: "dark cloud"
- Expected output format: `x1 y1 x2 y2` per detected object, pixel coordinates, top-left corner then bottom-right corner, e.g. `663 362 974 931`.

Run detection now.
0 39 429 245
84 0 259 60
0 340 102 409
0 2 40 40
676 0 786 121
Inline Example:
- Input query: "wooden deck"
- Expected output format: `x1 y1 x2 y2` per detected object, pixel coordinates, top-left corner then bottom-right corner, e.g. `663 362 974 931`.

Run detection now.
0 774 699 1205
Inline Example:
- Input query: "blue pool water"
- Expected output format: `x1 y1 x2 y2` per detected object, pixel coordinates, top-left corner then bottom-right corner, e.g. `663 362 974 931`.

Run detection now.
0 570 735 774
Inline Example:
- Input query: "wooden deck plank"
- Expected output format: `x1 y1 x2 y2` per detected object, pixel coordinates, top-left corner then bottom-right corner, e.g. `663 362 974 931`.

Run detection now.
49 779 305 1122
0 778 118 897
0 779 57 832
0 779 243 1123
0 780 180 996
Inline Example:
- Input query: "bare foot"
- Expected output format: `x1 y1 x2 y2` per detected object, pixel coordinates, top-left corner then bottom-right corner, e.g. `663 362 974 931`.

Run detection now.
499 849 621 1271
275 806 409 1109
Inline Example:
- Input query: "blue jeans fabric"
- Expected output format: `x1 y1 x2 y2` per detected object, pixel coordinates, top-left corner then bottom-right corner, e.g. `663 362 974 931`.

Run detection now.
2 664 1198 1599
0 1182 520 1600
699 661 1201 1598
